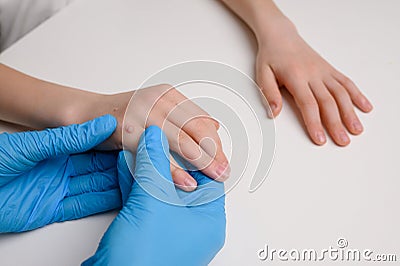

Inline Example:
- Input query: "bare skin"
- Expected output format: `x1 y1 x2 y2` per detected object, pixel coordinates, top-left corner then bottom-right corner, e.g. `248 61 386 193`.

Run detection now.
0 64 229 191
0 1 374 194
115 84 230 191
221 0 373 146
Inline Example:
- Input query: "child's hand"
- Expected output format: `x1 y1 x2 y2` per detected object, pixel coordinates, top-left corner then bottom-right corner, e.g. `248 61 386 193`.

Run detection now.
99 84 230 192
256 19 373 146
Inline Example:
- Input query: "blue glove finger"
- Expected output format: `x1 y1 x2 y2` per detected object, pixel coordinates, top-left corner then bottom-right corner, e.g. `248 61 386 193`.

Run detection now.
177 170 225 207
67 168 118 197
8 115 117 166
133 125 179 203
69 151 118 176
117 150 134 205
55 188 121 222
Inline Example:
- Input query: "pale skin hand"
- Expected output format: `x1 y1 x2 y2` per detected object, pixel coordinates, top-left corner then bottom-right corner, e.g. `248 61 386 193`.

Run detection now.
0 64 229 191
107 84 230 191
221 0 373 146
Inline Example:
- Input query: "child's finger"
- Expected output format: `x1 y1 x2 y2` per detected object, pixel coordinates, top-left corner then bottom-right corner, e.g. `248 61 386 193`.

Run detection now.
170 155 197 192
165 103 229 169
324 78 364 135
286 81 327 145
333 71 373 113
162 120 230 182
310 80 350 146
256 64 282 117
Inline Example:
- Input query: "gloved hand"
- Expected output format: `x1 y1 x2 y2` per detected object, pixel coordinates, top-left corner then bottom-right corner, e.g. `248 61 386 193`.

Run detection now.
83 126 226 266
0 115 121 233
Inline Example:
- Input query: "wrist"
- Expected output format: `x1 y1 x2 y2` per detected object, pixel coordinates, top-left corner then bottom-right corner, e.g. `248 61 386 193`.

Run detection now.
253 14 297 47
93 91 133 150
59 90 133 150
101 91 134 150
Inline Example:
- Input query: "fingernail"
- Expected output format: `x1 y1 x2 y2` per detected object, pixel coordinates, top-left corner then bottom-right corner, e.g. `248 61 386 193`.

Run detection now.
352 121 363 132
316 131 326 144
268 103 277 118
184 177 197 188
216 163 231 180
339 131 350 143
271 103 277 113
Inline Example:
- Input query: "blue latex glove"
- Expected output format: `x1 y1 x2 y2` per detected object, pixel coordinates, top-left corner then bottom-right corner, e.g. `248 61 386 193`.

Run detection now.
0 115 121 233
83 126 226 266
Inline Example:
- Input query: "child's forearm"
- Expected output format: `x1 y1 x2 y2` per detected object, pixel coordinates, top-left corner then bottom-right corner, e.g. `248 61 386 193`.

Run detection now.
0 63 102 128
220 0 294 44
0 64 231 187
0 63 129 148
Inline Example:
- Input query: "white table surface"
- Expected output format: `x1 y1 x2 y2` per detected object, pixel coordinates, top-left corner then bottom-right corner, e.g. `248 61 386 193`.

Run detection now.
1 0 399 265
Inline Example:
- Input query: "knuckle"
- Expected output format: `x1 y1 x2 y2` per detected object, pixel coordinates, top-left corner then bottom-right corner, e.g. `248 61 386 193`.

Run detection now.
319 96 335 107
177 131 191 146
158 83 175 92
289 65 304 80
163 85 182 98
307 63 320 76
188 117 216 133
342 111 355 122
341 76 354 88
192 117 208 129
154 84 176 99
297 98 318 110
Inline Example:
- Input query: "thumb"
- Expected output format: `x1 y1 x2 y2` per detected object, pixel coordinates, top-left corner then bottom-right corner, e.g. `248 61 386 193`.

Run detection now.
256 64 282 118
132 125 178 203
16 114 117 162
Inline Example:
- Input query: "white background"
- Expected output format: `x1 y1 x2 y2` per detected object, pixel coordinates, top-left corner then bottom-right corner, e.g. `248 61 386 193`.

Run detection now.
0 0 399 265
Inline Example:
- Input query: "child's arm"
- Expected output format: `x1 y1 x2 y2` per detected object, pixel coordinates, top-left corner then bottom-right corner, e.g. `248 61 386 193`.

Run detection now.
0 63 107 130
0 64 229 190
220 0 373 146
